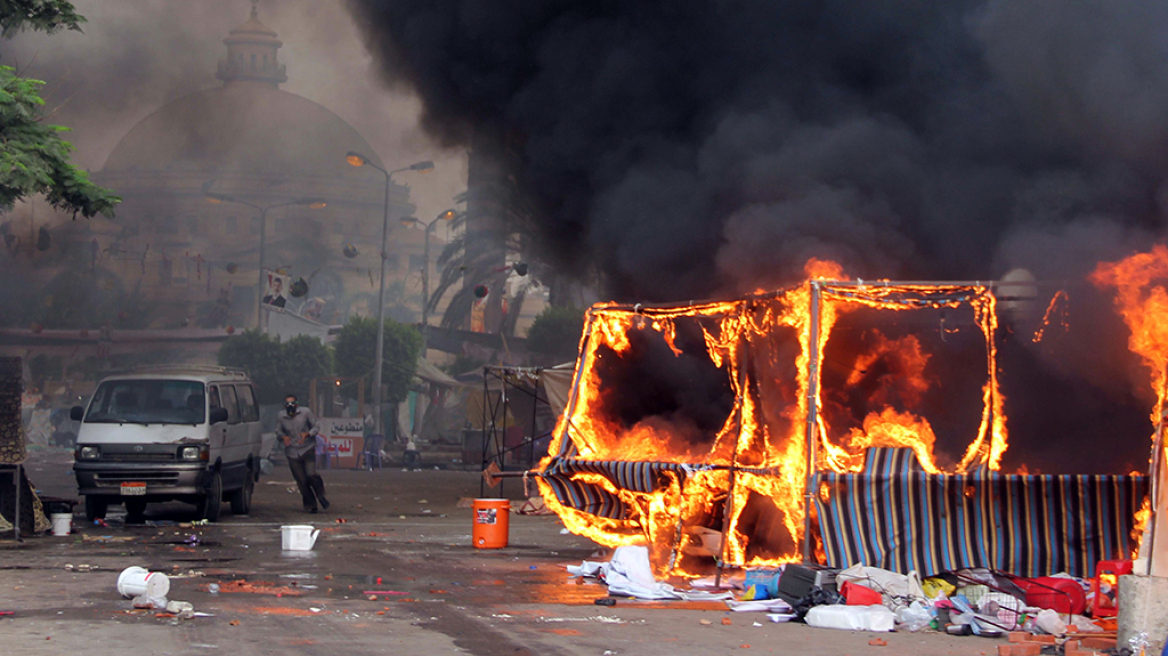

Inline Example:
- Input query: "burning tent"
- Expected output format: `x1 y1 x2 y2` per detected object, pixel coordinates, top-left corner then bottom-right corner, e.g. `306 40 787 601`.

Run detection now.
536 260 1150 578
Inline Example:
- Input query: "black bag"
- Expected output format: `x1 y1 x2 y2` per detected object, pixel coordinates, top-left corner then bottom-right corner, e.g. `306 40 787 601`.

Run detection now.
793 586 844 621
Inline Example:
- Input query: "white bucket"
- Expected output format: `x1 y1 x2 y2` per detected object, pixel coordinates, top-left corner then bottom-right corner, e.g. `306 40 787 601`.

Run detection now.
281 525 320 551
50 513 72 536
116 566 170 600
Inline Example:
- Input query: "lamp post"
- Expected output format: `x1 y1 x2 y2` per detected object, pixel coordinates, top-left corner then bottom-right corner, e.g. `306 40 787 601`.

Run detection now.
204 187 325 328
346 152 434 436
401 209 456 352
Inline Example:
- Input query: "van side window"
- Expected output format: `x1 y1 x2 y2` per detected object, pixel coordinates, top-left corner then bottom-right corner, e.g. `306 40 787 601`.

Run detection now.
218 385 241 425
236 385 259 423
209 386 221 410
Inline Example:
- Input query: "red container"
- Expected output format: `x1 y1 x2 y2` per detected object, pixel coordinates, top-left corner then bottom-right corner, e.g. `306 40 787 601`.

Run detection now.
1018 576 1086 615
1090 559 1132 618
841 581 883 606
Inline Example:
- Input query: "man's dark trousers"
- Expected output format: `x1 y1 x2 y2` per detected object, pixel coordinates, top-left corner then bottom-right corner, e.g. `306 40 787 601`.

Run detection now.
287 450 326 510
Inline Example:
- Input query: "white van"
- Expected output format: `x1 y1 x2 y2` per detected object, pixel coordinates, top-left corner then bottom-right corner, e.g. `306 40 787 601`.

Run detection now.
72 365 263 522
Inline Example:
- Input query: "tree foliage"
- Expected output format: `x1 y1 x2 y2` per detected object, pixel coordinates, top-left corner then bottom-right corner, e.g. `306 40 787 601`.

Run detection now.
216 330 288 405
0 1 120 218
0 0 85 36
217 331 335 405
525 305 585 362
281 335 333 403
333 316 422 405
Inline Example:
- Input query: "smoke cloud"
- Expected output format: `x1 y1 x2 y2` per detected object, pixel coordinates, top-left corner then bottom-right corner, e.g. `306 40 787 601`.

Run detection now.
346 0 1168 300
1 0 466 221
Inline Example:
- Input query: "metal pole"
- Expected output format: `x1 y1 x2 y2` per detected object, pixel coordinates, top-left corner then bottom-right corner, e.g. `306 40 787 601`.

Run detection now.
255 206 268 329
14 465 21 542
529 377 539 468
371 168 391 436
715 328 750 584
480 368 488 497
421 221 432 353
802 281 822 563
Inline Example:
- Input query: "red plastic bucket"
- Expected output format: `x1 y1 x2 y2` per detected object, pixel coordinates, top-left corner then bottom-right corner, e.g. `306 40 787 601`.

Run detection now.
472 498 510 549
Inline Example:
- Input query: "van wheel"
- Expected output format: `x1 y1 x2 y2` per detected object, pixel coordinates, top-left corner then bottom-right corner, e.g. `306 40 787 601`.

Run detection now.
230 469 254 515
125 498 147 522
198 472 222 522
85 496 107 522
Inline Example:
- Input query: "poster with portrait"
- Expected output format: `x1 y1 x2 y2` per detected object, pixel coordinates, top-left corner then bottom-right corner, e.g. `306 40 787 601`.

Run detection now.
262 269 291 309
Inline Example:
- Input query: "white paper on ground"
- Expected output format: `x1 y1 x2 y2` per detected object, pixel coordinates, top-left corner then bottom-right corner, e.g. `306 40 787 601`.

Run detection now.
768 613 797 623
566 545 681 600
677 590 735 601
690 574 745 589
727 598 795 613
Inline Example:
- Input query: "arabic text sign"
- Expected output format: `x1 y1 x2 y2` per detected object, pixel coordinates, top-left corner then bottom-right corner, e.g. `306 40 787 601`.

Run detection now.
319 417 364 467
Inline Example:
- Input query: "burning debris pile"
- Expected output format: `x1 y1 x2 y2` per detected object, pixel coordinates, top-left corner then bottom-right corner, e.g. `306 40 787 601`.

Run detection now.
538 254 1163 577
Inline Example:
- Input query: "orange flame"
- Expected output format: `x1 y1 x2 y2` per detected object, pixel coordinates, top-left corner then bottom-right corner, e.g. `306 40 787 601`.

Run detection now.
847 407 941 474
1132 496 1151 559
540 263 1008 576
804 258 845 280
1032 290 1069 343
1091 245 1168 421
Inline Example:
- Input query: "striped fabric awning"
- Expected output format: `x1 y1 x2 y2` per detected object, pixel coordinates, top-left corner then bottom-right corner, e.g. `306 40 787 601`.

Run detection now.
540 457 704 519
815 448 1148 577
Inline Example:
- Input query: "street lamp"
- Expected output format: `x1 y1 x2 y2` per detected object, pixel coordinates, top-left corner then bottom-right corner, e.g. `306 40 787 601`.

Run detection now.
401 209 457 352
203 186 325 328
346 151 434 437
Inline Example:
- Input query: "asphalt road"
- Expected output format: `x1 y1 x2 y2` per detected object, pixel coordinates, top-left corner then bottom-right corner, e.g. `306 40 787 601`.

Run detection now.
1 448 1001 655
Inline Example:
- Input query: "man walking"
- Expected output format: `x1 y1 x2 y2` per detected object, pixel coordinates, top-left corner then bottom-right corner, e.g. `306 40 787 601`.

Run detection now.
276 394 330 513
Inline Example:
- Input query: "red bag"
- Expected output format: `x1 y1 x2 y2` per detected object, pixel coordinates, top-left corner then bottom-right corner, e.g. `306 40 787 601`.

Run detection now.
840 581 883 606
1017 577 1086 615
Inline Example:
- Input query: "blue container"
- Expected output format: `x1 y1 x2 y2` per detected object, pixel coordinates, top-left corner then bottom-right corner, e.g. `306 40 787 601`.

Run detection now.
743 568 783 600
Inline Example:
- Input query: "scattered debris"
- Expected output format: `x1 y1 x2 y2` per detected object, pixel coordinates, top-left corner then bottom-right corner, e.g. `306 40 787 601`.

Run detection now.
205 580 302 596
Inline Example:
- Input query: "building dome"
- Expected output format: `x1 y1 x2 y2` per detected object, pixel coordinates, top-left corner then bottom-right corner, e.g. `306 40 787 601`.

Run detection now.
101 84 384 178
101 2 383 179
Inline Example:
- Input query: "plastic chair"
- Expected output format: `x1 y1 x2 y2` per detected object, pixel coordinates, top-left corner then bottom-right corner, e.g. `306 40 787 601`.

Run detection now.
314 434 331 470
360 434 384 471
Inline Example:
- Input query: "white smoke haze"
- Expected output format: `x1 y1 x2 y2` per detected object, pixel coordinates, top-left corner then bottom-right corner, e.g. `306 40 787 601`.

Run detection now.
1 0 467 222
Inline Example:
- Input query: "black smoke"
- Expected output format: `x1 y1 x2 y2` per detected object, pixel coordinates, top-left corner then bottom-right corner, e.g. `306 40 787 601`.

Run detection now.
346 0 1168 300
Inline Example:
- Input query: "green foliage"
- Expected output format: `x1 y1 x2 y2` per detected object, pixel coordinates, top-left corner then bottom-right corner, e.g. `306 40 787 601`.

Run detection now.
281 335 333 403
525 306 585 361
0 2 119 218
216 330 287 405
0 0 85 36
333 316 422 405
0 66 120 217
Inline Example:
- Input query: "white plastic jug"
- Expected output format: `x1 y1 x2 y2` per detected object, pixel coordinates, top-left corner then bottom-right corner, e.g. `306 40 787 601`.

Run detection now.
50 513 72 536
281 525 320 551
116 566 170 599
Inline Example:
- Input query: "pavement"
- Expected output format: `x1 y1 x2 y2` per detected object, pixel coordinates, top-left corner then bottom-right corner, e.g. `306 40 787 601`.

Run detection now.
2 448 1005 655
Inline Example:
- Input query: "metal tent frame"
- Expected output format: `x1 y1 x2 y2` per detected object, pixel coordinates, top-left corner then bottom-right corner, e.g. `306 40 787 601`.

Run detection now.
479 365 555 497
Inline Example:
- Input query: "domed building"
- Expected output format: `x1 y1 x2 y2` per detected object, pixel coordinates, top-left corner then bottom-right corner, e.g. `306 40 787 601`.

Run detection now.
83 5 440 330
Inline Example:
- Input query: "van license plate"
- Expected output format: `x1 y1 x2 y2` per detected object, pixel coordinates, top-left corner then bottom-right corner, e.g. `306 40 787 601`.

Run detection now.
120 482 146 496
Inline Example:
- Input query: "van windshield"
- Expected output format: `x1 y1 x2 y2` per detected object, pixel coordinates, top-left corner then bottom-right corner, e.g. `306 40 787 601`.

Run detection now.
85 380 206 425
